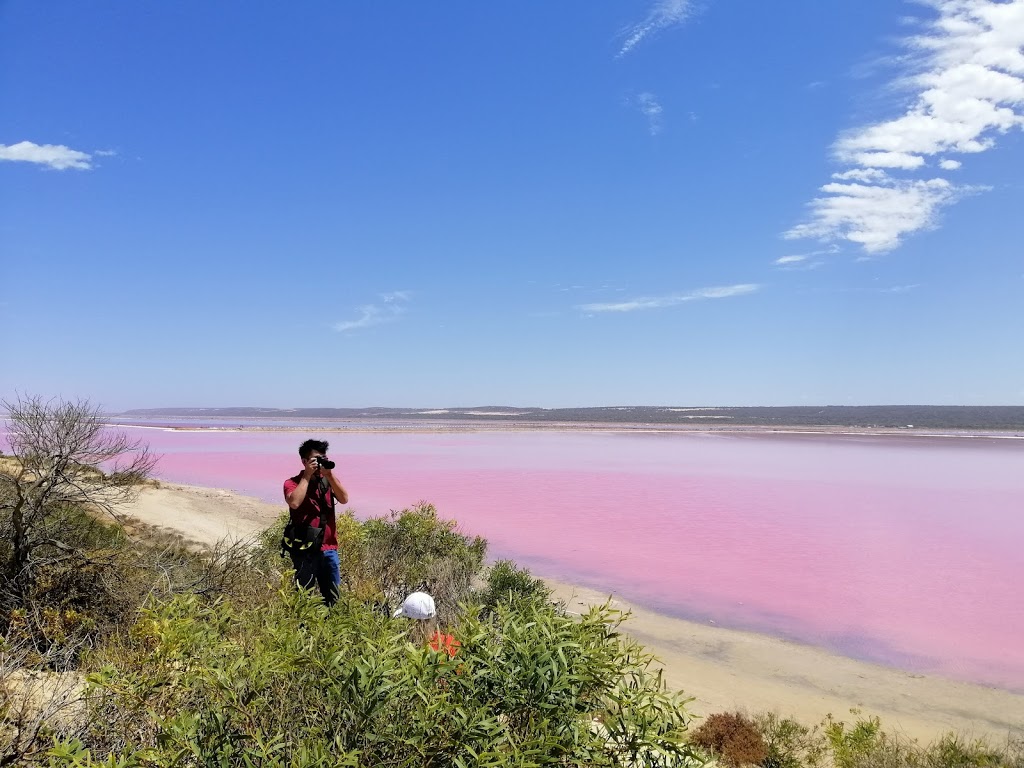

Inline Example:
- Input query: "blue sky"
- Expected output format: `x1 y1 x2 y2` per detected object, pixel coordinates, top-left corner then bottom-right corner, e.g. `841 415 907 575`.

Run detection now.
2 1 1022 409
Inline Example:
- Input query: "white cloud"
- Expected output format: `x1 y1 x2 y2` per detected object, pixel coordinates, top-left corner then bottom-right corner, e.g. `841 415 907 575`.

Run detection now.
579 283 758 313
0 141 93 170
334 291 411 332
787 174 980 253
831 168 891 183
882 283 922 293
848 151 927 169
835 167 892 183
773 245 838 268
334 306 385 332
618 0 695 57
692 284 759 299
788 0 1024 253
635 92 664 135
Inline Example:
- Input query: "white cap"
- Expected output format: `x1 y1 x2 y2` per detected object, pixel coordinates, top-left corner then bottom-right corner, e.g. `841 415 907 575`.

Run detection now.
393 591 436 620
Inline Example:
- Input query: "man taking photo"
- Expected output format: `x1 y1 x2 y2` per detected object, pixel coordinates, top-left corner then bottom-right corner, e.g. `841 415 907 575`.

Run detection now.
283 439 349 606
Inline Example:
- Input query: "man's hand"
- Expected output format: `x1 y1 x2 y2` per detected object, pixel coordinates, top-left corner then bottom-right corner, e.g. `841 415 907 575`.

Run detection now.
302 456 320 481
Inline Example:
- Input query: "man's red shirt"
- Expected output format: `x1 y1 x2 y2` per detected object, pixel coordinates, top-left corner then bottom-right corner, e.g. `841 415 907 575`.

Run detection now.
283 473 338 551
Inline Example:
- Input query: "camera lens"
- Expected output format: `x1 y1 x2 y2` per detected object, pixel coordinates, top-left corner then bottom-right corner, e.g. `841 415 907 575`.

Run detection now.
316 457 336 470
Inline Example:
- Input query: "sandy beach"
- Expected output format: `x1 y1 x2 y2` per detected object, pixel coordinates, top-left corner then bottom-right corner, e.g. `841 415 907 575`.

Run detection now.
117 480 1024 744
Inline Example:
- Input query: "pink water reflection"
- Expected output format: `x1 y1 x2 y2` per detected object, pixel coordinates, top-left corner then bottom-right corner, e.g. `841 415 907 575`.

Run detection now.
70 427 1024 688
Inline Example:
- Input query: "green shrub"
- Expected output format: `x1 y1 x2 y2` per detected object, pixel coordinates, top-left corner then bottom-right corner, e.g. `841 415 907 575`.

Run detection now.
479 559 553 615
823 711 919 768
691 711 767 766
1 505 138 669
921 733 1023 768
1 500 276 673
754 711 826 768
358 502 486 617
819 712 1024 768
258 503 488 624
747 708 1024 768
55 580 699 766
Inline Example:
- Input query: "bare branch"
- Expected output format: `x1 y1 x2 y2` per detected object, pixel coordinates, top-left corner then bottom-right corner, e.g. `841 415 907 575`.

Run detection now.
1 394 157 603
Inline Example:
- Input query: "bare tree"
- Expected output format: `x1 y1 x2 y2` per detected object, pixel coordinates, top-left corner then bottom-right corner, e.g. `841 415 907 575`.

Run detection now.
0 395 156 601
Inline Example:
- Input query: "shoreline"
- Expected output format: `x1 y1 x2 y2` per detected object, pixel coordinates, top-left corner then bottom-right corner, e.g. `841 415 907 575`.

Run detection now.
546 580 1024 743
92 417 1024 441
116 480 1024 743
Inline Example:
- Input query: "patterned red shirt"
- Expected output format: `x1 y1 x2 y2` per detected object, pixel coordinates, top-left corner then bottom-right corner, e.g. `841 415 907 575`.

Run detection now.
283 473 338 551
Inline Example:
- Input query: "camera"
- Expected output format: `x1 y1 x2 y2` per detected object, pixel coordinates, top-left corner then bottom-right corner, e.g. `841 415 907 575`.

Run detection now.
314 456 336 470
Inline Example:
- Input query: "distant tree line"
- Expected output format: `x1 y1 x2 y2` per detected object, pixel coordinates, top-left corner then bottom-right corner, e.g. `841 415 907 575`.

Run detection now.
117 405 1024 430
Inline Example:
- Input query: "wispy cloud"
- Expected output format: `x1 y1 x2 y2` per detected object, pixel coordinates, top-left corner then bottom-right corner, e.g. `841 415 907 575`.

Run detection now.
881 283 922 293
579 283 758 313
773 245 838 269
334 291 412 332
634 92 664 135
0 140 93 170
787 0 1024 254
618 0 696 57
334 306 387 332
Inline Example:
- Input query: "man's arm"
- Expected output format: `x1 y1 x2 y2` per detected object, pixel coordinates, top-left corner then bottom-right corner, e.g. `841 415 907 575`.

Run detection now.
285 476 310 509
322 468 349 505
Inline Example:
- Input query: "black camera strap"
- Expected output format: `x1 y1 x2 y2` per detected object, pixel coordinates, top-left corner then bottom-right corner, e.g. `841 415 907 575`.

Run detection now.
313 474 336 520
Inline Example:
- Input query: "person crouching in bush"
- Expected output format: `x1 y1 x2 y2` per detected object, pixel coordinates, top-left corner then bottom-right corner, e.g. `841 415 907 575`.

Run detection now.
393 591 461 659
282 439 349 606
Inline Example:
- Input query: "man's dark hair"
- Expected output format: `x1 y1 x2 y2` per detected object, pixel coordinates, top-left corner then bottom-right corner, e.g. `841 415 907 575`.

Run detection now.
299 439 329 460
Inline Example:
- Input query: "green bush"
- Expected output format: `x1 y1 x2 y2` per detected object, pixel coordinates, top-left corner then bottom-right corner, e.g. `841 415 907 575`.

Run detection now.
755 710 1024 768
358 503 486 619
1 501 276 672
754 711 826 768
1 505 140 669
259 503 488 625
479 559 553 615
823 711 917 768
51 579 698 767
926 733 1024 768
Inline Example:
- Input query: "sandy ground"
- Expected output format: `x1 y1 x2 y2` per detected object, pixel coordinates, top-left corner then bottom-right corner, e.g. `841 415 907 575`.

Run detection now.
549 582 1024 743
117 481 1024 743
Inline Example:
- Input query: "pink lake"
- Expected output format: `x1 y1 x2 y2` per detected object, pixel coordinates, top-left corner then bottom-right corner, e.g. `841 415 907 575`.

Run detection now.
18 423 1024 690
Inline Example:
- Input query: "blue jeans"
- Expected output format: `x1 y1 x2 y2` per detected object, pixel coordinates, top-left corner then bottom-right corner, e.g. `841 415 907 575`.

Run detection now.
291 548 340 606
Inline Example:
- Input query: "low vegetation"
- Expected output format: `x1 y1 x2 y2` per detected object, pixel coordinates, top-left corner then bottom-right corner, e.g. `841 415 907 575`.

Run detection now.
685 710 1024 768
2 396 1022 766
692 712 768 767
767 711 1023 768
